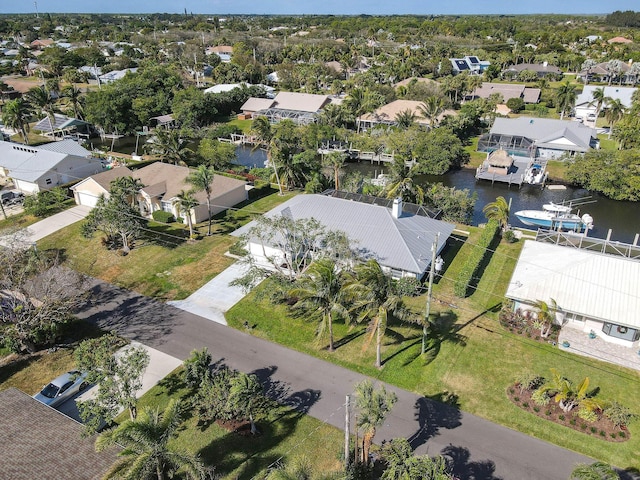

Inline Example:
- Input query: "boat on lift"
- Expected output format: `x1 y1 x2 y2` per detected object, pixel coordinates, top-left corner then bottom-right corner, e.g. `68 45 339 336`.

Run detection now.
514 201 594 232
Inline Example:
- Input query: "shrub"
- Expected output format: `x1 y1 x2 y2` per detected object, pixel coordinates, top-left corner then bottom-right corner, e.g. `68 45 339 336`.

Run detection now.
599 430 606 437
516 371 544 393
503 229 516 243
590 427 597 433
559 414 565 421
514 396 520 402
183 348 212 389
604 401 637 428
580 423 587 430
533 406 540 413
151 210 175 223
228 241 247 257
569 419 576 426
394 277 421 297
619 431 626 438
453 220 500 297
610 432 617 438
522 402 529 408
506 97 525 113
578 407 598 423
531 388 550 406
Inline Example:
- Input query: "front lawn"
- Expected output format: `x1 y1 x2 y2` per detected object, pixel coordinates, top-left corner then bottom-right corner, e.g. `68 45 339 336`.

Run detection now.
226 231 640 469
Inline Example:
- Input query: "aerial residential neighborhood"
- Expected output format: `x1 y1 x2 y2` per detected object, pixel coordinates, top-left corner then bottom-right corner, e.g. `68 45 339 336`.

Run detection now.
1 4 640 480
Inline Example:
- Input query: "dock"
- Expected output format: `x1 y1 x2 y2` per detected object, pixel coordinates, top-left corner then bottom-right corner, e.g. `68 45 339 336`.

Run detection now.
475 155 548 188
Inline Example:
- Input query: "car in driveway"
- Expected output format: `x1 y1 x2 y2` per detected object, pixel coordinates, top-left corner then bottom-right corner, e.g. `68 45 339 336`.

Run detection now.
0 190 24 206
33 370 89 408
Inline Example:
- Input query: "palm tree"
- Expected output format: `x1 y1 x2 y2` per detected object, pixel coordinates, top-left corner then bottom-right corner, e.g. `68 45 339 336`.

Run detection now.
266 456 313 480
188 164 215 236
290 258 351 352
384 159 425 205
556 81 577 120
25 85 57 132
110 176 144 208
532 298 557 338
317 103 345 127
229 372 263 435
251 115 283 195
96 399 208 480
418 96 446 129
146 129 192 166
482 196 510 231
173 190 199 238
1 98 33 144
588 87 608 120
395 108 417 129
354 379 397 465
62 85 84 120
570 462 619 480
604 98 626 140
350 260 409 368
537 368 600 414
322 151 347 190
581 59 597 85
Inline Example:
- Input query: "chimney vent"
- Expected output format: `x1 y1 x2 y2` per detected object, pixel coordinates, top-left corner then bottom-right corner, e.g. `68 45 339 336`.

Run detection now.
392 198 402 219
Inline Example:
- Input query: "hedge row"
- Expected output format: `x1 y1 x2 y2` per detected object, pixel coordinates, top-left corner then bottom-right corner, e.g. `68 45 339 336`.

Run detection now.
453 219 500 298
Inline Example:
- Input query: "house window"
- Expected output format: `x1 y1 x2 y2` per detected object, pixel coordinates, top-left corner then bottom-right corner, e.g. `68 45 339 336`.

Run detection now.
45 178 52 185
161 202 173 213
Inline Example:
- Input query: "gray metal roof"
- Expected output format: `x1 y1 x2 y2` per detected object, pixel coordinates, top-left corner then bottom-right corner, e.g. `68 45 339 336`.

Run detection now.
506 241 640 329
233 194 455 275
490 117 596 151
37 139 91 157
575 85 636 109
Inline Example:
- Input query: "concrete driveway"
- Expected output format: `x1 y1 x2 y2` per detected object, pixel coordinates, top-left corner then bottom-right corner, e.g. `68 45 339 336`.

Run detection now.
168 261 251 325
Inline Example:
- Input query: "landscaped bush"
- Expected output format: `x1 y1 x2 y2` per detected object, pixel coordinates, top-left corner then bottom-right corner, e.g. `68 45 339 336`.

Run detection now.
152 210 175 223
604 401 637 428
453 220 500 297
23 187 69 217
395 277 421 297
503 229 517 243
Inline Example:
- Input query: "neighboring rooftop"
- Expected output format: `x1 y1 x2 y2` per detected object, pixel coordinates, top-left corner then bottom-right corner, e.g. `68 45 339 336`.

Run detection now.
575 85 637 109
470 82 541 103
0 388 118 480
504 63 562 75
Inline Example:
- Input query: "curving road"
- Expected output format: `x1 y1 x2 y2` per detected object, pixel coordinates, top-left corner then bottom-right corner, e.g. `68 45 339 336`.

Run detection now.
76 279 595 480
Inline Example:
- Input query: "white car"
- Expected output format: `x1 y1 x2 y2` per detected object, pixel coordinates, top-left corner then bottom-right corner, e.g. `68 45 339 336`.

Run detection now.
33 370 89 408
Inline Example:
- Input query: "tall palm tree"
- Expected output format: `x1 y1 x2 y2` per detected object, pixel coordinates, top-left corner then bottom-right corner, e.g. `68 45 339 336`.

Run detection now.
110 176 144 208
62 85 84 120
322 151 347 190
290 258 351 352
350 260 409 368
418 96 446 129
556 81 577 120
604 98 626 140
251 115 283 195
173 190 199 238
588 87 608 120
354 379 397 465
482 196 510 231
570 462 619 480
146 129 192 166
96 400 208 480
229 372 263 435
395 108 417 129
1 98 33 144
25 85 57 132
188 164 215 236
384 159 425 205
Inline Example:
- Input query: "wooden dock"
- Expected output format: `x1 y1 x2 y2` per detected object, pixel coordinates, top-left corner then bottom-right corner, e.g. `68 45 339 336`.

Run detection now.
475 156 547 188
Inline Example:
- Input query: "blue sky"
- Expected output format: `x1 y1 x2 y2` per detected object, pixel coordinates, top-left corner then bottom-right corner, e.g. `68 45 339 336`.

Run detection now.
9 0 635 15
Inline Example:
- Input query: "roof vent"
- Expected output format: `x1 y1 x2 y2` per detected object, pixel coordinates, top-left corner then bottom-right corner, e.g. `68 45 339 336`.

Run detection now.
392 197 403 219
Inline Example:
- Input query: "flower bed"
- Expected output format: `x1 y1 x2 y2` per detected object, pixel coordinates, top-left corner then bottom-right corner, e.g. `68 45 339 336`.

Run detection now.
507 384 629 442
499 307 560 344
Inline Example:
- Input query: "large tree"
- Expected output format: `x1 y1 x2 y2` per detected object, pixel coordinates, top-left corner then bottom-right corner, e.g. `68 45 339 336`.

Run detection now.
96 399 209 480
25 86 57 132
556 81 577 120
2 97 33 144
173 190 199 239
188 164 215 236
482 196 511 231
290 258 352 352
322 151 347 191
251 115 283 195
145 128 193 166
354 379 397 465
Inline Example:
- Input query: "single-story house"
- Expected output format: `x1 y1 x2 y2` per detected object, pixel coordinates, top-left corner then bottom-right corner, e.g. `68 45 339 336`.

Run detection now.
506 240 640 347
469 82 541 104
206 45 233 62
449 56 490 75
241 92 332 125
393 77 440 89
71 162 248 224
577 61 633 85
478 117 598 160
0 139 104 194
232 193 456 279
574 85 636 121
357 99 456 130
99 67 138 84
502 62 562 78
0 388 119 480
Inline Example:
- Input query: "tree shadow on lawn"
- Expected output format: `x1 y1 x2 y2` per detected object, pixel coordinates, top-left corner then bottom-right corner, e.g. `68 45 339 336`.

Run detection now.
442 445 502 480
333 328 367 350
0 354 38 385
407 394 462 451
141 223 189 249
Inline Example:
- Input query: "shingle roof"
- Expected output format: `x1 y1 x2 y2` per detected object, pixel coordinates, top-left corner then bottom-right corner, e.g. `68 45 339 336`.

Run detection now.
506 241 640 328
0 388 119 480
241 97 276 112
471 83 541 103
233 194 455 275
271 92 330 113
71 165 134 192
360 99 455 125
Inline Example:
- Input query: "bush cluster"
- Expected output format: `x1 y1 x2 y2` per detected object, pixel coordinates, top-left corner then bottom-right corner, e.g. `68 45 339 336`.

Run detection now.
151 210 175 223
453 220 499 297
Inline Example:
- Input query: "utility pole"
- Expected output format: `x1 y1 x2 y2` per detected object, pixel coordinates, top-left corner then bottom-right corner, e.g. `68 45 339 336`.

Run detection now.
422 232 440 355
344 395 350 469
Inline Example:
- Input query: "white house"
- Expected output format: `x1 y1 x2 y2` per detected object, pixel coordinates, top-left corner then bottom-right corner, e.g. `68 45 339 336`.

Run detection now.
574 85 636 121
0 139 104 194
232 193 456 279
506 240 640 347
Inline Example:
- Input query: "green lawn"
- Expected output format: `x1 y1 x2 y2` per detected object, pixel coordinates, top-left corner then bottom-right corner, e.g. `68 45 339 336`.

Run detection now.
36 191 296 300
128 369 345 479
464 137 485 168
227 231 640 469
227 118 253 134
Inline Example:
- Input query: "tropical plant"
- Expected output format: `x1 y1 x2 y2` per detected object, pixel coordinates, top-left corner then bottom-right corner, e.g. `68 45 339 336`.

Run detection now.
532 298 557 338
110 176 144 208
26 85 58 131
482 196 510 231
188 164 215 236
62 85 85 119
146 128 192 166
604 401 637 429
588 87 608 120
536 368 601 414
2 98 34 143
556 81 577 120
183 347 212 389
290 258 351 352
95 399 209 480
266 456 314 480
395 108 417 129
251 115 283 195
418 96 446 128
354 379 397 465
350 260 410 368
569 461 619 480
381 438 452 480
229 372 263 434
604 98 626 140
173 190 199 239
322 151 347 191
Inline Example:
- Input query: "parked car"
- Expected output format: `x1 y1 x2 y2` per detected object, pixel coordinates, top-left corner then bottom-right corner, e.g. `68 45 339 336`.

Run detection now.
587 113 597 122
33 370 89 408
0 190 24 206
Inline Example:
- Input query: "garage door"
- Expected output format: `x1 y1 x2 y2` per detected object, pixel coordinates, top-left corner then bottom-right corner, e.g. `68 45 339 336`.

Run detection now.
77 191 99 208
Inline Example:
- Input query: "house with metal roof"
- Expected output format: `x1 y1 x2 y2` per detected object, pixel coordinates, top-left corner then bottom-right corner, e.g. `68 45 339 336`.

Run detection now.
232 193 455 279
506 240 640 348
240 92 332 124
33 113 92 139
478 117 598 160
574 85 636 121
449 56 490 75
0 139 104 194
0 388 119 480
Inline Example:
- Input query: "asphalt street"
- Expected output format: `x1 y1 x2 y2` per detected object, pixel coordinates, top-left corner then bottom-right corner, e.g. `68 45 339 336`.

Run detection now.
75 278 595 480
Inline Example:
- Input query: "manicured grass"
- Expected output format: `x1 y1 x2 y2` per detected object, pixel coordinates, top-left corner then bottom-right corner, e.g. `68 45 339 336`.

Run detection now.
544 160 569 182
227 118 253 134
129 369 344 479
0 348 76 395
597 134 618 151
226 232 640 469
36 192 296 300
0 211 41 233
464 137 485 168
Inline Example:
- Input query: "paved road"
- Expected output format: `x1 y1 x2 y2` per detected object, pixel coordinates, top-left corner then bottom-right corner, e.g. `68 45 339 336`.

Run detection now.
76 279 594 480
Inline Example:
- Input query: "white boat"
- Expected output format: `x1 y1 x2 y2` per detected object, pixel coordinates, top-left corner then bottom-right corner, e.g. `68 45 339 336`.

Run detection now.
515 202 594 231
